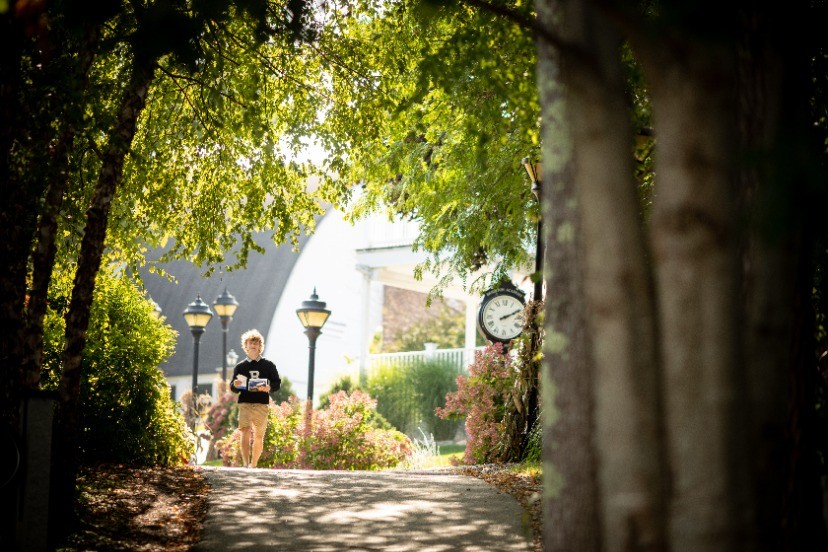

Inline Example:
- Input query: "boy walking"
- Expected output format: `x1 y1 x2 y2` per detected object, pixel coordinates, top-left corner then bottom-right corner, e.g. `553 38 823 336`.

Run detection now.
231 329 281 468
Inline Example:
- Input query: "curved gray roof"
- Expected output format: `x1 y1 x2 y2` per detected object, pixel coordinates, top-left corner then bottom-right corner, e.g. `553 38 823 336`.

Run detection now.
140 230 309 378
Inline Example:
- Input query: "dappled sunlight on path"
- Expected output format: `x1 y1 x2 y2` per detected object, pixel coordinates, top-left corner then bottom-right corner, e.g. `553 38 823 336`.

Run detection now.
195 467 532 551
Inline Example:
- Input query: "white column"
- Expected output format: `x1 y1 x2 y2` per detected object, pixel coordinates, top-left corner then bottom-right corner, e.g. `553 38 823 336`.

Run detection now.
465 297 479 367
356 265 374 385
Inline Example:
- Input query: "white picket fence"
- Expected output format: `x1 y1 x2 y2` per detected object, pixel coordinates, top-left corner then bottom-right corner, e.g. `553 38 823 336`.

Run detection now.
367 346 482 373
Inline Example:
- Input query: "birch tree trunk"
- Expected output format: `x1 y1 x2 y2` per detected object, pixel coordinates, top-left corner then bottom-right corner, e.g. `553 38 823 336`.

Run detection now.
49 59 155 545
21 26 100 390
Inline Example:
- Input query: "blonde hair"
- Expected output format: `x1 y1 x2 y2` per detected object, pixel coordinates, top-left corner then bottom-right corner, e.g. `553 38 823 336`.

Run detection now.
241 329 264 351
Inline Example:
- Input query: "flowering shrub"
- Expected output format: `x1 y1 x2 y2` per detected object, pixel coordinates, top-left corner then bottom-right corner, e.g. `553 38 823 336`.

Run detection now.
304 390 412 470
204 392 238 442
215 396 303 467
436 343 520 464
216 391 412 470
260 396 304 467
215 429 241 466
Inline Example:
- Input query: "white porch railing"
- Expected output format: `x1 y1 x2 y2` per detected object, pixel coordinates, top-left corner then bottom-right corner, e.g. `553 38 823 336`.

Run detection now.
357 213 420 250
367 347 483 372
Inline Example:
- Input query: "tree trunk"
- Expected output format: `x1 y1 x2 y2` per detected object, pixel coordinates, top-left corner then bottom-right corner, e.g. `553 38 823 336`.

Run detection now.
49 59 155 545
1 8 62 548
533 0 826 548
738 5 828 548
735 10 795 549
557 1 668 550
535 2 601 549
641 36 756 550
21 26 100 390
0 9 40 435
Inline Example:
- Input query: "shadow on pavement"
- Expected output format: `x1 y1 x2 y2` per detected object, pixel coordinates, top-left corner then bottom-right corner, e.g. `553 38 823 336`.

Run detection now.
195 467 532 551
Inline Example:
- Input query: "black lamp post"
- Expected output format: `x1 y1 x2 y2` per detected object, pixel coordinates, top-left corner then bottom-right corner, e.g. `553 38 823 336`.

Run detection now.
522 157 543 302
212 288 239 383
183 295 213 428
521 157 543 453
296 288 331 405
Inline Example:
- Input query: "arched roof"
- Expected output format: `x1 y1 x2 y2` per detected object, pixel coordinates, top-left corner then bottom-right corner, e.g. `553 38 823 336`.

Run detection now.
140 230 310 378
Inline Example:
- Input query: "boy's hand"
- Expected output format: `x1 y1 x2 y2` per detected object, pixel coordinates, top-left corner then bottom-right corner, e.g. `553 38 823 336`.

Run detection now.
259 384 270 393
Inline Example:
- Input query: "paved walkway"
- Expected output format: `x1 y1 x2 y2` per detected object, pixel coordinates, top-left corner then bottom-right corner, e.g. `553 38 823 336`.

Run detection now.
195 466 533 552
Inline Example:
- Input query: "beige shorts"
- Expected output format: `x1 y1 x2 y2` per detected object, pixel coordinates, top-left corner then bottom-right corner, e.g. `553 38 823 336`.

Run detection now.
237 403 269 436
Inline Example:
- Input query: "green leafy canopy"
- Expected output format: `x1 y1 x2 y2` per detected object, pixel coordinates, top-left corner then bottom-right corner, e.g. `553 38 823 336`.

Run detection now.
308 0 542 295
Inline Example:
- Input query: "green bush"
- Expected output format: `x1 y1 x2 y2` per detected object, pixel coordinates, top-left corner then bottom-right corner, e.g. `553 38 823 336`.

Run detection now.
523 415 543 463
365 364 414 433
318 374 360 409
366 358 463 440
41 267 190 466
270 375 296 405
410 360 463 441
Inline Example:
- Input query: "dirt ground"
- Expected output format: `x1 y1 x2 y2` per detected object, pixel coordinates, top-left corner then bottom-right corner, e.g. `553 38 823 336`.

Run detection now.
61 465 210 551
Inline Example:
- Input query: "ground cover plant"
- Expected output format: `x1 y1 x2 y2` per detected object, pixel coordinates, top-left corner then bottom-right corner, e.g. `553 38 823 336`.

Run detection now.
401 430 466 469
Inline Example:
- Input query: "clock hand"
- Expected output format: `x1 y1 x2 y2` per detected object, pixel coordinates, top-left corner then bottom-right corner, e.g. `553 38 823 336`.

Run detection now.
499 309 522 321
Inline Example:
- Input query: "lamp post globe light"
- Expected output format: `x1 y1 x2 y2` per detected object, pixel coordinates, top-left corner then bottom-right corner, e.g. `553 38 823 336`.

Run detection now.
296 288 331 405
183 295 213 429
522 157 543 302
212 288 239 383
226 349 239 371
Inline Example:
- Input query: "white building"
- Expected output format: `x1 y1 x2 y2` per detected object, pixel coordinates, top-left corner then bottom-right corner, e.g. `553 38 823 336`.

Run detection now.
143 208 531 404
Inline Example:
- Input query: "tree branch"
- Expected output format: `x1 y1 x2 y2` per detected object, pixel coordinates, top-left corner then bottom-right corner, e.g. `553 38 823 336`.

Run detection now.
459 0 565 51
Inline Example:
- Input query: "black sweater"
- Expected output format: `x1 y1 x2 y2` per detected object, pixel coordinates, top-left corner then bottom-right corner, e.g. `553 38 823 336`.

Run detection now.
230 357 281 404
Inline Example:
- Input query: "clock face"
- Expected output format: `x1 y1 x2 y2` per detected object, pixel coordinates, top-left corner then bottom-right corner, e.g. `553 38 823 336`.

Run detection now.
480 294 525 341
